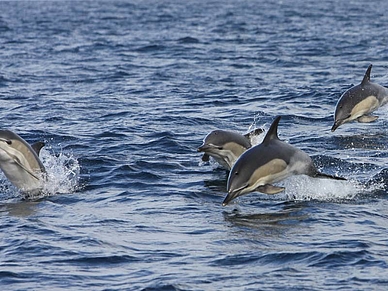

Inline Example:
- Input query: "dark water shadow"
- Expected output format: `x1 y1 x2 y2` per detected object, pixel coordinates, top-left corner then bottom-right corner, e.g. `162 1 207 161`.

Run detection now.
0 200 40 217
203 171 228 192
222 201 310 236
331 132 387 150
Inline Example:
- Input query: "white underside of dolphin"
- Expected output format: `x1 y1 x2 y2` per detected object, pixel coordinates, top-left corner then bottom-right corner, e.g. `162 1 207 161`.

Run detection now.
0 130 46 195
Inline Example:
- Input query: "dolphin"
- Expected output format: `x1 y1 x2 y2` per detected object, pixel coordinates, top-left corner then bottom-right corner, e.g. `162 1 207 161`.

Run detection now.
198 128 263 170
331 64 388 132
223 116 345 206
0 130 46 195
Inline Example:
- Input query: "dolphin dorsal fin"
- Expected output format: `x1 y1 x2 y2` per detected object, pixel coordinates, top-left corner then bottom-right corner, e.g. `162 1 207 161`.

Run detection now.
262 116 281 145
361 64 372 85
31 141 45 156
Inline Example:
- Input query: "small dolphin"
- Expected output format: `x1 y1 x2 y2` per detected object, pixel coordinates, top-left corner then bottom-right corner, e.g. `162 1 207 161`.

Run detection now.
198 128 263 170
223 116 345 206
332 64 388 132
0 130 46 195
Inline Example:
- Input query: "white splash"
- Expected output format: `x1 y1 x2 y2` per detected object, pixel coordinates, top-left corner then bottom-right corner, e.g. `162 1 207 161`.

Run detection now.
41 147 80 194
247 129 266 147
26 146 81 199
246 114 268 146
281 175 383 202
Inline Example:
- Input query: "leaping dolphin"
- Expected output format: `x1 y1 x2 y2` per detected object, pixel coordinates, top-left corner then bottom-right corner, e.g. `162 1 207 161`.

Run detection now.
0 130 46 195
198 128 263 170
223 116 345 206
331 64 388 132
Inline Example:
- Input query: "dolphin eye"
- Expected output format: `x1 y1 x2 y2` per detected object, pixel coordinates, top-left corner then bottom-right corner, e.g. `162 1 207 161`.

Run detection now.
218 147 223 150
0 139 12 145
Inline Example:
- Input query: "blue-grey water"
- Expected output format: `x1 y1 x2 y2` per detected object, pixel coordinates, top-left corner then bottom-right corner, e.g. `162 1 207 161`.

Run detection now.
1 0 388 290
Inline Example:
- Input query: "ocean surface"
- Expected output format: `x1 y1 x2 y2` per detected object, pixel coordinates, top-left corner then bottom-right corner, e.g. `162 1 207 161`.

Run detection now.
1 0 388 290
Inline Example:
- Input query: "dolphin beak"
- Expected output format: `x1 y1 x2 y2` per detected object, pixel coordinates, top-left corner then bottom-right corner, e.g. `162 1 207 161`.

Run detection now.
331 115 350 132
198 144 217 152
222 184 249 206
197 144 208 152
331 121 340 132
222 192 237 206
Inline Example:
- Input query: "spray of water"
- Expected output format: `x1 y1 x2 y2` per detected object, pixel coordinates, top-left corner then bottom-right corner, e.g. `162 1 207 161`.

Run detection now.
2 146 81 200
281 175 384 202
36 146 81 198
246 113 268 146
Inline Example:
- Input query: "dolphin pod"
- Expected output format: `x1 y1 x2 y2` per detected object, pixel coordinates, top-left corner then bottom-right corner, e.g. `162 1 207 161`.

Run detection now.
0 130 46 196
199 64 387 206
223 116 346 206
332 64 388 131
0 65 385 202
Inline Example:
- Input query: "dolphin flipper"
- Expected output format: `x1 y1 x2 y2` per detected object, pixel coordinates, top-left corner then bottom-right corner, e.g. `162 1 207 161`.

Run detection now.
357 115 378 123
257 184 285 194
31 141 45 156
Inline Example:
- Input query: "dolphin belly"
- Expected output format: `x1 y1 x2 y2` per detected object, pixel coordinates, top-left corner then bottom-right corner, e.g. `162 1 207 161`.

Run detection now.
350 95 380 120
246 158 289 192
0 161 43 192
0 148 44 193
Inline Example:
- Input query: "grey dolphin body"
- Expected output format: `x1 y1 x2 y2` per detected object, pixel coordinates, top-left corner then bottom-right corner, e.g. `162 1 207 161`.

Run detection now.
223 116 345 206
0 130 46 195
332 64 388 132
198 128 263 170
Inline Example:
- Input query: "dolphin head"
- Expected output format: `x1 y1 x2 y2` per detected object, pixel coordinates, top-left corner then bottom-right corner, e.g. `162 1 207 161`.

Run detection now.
198 130 251 151
0 130 43 166
0 130 46 194
0 130 18 162
198 130 251 169
223 159 253 206
331 93 353 131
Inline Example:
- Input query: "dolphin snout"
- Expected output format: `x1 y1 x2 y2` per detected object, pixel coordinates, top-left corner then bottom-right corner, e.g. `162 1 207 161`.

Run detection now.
222 191 237 206
197 144 208 152
223 184 249 206
331 121 341 132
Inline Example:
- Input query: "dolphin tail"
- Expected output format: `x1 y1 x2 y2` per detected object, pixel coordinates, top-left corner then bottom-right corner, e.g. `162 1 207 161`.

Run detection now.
314 172 346 181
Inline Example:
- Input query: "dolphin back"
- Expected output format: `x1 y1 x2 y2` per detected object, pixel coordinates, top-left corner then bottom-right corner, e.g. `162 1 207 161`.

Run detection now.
207 130 252 148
